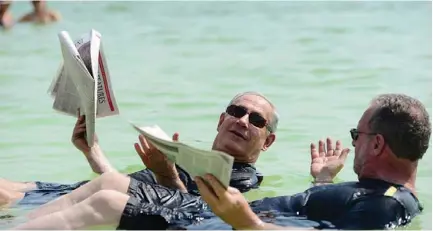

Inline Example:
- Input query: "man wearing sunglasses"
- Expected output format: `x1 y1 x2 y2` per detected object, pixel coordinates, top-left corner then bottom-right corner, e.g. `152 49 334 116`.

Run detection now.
10 91 282 228
0 91 279 207
185 93 430 230
14 93 427 231
12 91 350 230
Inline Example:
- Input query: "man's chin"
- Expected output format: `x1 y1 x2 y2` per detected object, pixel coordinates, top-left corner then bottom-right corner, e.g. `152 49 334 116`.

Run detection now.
217 143 245 157
353 165 360 176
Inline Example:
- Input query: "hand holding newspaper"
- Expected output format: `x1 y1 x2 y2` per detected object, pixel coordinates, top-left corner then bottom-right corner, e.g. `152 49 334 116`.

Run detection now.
131 123 234 188
48 29 120 147
47 29 233 187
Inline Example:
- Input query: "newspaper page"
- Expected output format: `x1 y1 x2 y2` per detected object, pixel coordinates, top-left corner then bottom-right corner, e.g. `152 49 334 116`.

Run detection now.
51 64 81 116
177 145 233 188
47 63 66 98
48 29 120 118
132 124 178 163
94 33 120 118
132 124 234 187
49 33 95 116
58 31 97 147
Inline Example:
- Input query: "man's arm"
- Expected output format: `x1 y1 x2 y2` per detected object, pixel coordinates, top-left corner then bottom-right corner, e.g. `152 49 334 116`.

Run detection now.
196 174 315 230
134 134 188 193
82 143 115 174
310 138 350 187
72 113 115 175
127 167 188 194
154 175 187 193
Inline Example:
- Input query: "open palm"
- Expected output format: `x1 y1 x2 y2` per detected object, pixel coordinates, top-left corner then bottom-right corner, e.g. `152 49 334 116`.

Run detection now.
310 138 350 181
134 133 179 179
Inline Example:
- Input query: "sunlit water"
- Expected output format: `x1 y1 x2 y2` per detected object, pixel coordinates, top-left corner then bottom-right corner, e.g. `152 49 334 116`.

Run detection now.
0 1 431 229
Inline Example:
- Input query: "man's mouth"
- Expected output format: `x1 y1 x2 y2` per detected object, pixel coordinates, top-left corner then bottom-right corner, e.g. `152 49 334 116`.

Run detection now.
230 130 247 140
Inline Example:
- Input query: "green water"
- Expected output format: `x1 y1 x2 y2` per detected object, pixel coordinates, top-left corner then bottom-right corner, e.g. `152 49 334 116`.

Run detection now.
0 1 431 229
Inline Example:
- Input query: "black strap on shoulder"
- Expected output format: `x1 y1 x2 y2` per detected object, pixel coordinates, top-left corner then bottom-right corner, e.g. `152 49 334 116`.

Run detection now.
383 186 423 220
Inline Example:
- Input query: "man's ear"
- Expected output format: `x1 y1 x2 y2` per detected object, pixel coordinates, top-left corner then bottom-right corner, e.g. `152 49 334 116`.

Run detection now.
262 133 276 151
217 112 225 132
373 134 386 156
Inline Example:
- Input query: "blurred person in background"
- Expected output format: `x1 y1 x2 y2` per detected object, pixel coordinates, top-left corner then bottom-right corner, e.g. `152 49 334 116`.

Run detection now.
19 0 61 24
0 1 13 29
0 0 60 30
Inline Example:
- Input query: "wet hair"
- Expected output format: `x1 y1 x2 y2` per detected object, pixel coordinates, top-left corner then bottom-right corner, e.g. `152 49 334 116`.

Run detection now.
228 91 279 133
368 94 431 161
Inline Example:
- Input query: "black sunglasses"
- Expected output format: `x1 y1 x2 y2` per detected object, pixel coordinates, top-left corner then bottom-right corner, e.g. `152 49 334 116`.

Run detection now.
226 105 272 132
350 128 377 141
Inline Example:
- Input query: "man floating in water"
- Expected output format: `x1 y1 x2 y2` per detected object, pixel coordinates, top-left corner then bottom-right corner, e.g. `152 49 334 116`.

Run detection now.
11 94 431 230
12 93 429 230
192 93 431 230
0 0 60 30
0 92 288 210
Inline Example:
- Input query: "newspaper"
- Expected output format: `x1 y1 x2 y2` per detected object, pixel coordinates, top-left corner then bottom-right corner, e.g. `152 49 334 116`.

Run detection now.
49 29 119 117
48 29 120 147
131 124 234 188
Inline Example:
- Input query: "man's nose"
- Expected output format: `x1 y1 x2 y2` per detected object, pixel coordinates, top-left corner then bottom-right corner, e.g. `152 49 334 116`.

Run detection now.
237 114 249 127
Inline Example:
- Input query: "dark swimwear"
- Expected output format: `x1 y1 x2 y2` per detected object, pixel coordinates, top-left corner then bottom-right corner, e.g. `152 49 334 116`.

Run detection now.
118 163 263 230
17 181 89 207
116 178 423 230
15 162 262 211
128 162 263 196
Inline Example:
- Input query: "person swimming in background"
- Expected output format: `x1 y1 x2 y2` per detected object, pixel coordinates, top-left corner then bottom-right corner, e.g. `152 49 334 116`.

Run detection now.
19 0 61 24
0 0 60 30
0 1 13 29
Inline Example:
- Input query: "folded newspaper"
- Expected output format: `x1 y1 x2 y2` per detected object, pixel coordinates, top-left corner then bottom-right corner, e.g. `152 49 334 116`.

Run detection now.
131 123 234 188
48 29 120 147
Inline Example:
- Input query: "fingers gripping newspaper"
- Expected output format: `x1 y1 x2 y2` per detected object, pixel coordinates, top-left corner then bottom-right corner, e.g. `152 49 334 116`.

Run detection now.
132 124 234 188
48 29 120 147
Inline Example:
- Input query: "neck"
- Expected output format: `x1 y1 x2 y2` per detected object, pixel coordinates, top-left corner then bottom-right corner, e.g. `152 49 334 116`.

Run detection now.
360 158 418 195
32 1 46 13
234 159 255 165
211 144 257 164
